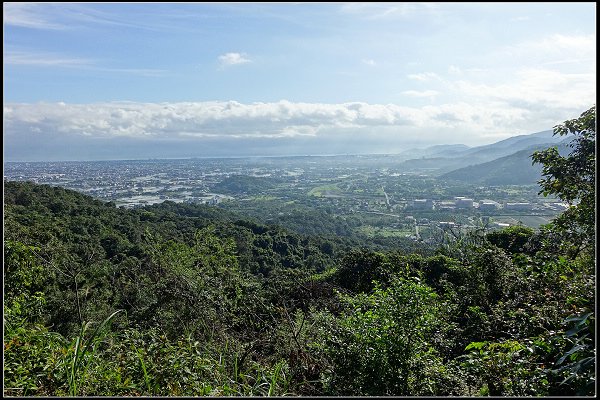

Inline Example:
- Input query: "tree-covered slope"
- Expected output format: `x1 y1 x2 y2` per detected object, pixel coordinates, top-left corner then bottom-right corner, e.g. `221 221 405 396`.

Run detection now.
400 130 565 174
441 142 571 185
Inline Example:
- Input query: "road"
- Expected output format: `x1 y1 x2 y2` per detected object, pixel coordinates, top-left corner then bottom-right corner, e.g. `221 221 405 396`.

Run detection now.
381 186 390 207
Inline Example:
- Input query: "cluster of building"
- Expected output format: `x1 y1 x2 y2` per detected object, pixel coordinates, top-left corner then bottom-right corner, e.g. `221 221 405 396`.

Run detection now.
410 197 570 214
408 196 554 212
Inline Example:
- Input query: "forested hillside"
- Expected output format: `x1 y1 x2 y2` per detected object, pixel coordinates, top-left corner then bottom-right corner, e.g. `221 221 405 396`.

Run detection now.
4 107 595 396
399 129 564 175
440 142 571 186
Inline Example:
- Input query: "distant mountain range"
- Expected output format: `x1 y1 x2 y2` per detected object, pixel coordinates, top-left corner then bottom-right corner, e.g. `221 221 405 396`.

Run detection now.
398 143 471 159
399 130 572 185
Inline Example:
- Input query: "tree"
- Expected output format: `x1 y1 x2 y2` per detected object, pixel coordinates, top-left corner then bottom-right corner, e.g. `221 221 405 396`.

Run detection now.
334 249 395 293
486 225 535 255
532 106 596 396
317 277 456 396
531 105 596 254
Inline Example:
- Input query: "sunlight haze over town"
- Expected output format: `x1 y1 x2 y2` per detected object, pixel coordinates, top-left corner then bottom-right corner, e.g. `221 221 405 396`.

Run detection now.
3 2 596 161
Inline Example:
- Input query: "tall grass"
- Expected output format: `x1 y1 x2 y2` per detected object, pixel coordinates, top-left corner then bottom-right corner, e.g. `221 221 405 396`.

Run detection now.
133 345 153 394
67 310 123 396
268 360 285 396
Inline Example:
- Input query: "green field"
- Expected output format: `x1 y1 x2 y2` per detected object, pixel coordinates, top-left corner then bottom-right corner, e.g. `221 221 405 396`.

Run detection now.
308 184 343 197
493 215 554 228
355 225 413 238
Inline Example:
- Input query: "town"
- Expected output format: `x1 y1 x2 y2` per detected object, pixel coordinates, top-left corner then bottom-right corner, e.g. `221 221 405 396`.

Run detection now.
4 155 568 244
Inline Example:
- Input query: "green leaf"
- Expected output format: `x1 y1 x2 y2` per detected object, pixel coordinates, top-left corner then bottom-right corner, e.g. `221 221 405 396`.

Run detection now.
465 341 487 351
555 344 586 366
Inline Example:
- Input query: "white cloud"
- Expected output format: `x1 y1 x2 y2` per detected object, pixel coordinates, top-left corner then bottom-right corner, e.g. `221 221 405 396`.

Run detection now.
3 3 165 32
407 72 441 82
448 65 461 75
218 52 252 67
453 68 595 111
339 3 438 19
528 34 594 55
3 3 66 29
362 59 376 66
395 33 595 138
498 33 596 71
5 49 166 76
4 50 92 67
402 90 439 98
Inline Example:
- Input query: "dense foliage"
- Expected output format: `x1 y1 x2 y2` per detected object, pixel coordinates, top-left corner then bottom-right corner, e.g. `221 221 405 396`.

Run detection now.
3 108 595 396
532 105 596 256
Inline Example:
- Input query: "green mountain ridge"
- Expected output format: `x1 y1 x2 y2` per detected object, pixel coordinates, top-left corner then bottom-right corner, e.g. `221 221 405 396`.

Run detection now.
441 142 572 185
400 130 564 174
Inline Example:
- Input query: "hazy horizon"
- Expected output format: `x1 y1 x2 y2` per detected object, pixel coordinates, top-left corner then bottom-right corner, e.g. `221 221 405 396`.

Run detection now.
4 3 596 161
5 128 556 163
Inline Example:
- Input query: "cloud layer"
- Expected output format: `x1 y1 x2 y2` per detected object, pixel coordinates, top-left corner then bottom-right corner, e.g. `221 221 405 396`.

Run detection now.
4 95 594 161
5 100 418 139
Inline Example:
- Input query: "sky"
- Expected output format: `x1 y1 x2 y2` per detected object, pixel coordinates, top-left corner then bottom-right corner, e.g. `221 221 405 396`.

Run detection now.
3 2 597 161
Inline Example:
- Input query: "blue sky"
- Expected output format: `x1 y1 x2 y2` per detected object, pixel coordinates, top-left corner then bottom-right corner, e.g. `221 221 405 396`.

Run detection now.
4 2 597 161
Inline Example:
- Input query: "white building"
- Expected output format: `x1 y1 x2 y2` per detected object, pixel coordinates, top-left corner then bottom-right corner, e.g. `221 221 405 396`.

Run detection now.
412 199 433 210
505 202 531 211
455 197 474 208
479 200 500 211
